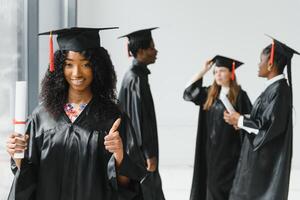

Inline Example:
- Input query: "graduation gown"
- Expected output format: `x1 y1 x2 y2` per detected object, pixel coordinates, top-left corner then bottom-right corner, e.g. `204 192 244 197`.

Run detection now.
8 98 147 200
229 78 293 200
184 78 252 200
118 59 165 200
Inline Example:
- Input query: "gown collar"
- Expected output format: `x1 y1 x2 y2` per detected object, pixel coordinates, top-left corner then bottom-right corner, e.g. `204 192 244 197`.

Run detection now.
265 74 285 88
220 86 230 95
132 59 151 75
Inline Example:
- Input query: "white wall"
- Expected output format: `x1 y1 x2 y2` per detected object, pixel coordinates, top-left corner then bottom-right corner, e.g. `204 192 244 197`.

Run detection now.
77 0 300 168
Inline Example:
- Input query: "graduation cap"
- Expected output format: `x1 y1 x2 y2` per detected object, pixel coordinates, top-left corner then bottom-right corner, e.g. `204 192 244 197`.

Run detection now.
39 27 118 72
211 55 244 80
266 34 300 102
118 27 158 57
266 34 300 65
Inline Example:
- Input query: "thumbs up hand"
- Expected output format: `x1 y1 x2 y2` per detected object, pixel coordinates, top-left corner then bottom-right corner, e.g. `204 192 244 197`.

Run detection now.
104 118 124 166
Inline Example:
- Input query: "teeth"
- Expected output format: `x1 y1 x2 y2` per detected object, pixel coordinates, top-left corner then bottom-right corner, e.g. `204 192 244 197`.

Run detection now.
71 79 84 86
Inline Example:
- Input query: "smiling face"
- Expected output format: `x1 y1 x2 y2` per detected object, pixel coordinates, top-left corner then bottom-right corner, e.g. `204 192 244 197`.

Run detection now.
213 66 231 87
63 51 93 94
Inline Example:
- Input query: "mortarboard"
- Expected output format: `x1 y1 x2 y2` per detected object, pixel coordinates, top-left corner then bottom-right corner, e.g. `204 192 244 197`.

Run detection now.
266 34 300 102
39 27 118 72
211 55 244 81
118 27 158 57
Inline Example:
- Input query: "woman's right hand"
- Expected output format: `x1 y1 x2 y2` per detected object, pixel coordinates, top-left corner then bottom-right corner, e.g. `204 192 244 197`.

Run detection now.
203 59 214 73
186 59 214 87
6 133 28 158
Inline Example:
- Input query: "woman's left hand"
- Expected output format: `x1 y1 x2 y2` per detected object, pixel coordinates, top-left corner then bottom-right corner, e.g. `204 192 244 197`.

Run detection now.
224 111 240 126
104 118 124 167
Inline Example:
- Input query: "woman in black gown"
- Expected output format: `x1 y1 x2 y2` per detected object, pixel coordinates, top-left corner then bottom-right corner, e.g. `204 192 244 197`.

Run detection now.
224 36 299 200
6 27 147 200
184 55 252 200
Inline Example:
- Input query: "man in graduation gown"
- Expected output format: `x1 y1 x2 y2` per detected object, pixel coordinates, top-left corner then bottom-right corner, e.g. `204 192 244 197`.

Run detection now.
118 28 165 200
224 36 298 200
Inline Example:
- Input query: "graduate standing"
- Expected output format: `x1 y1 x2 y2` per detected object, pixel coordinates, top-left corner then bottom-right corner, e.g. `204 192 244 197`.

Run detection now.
6 27 147 200
224 36 298 200
118 28 165 200
184 56 252 200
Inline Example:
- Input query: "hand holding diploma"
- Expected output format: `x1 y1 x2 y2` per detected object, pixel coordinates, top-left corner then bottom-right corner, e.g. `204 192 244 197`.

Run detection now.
6 81 28 168
220 94 236 113
13 81 27 159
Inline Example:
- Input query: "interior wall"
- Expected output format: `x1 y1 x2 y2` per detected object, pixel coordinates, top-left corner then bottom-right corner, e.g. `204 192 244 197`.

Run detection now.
77 0 300 168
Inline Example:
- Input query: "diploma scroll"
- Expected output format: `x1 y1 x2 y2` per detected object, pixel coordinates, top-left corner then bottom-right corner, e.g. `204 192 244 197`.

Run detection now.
14 81 27 159
220 94 236 113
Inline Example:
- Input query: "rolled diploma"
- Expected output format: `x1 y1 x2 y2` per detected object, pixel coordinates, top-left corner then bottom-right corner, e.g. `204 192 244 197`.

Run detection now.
220 94 258 134
14 81 27 159
220 94 236 113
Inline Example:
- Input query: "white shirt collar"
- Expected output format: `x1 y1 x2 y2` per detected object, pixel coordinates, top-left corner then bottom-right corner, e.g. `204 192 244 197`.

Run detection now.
219 86 230 99
220 86 230 95
265 74 285 88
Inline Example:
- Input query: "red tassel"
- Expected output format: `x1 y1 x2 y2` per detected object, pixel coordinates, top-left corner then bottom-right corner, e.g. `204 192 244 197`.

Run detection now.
231 61 236 80
126 40 132 57
269 40 275 65
49 32 55 72
12 119 26 125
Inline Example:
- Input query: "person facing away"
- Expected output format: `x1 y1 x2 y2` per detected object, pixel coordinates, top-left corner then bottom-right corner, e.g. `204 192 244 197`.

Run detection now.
224 35 298 200
6 27 148 200
184 55 252 200
118 27 165 200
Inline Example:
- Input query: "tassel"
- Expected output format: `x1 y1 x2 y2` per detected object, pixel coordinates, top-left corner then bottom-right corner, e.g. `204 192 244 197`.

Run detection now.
49 32 55 72
231 61 236 80
269 40 275 66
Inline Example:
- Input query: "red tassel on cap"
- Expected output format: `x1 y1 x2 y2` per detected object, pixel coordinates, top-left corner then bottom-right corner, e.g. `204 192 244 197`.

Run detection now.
269 40 275 66
49 32 55 72
231 61 236 80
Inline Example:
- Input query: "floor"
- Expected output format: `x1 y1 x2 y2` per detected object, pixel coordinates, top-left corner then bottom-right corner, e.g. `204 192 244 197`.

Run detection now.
1 126 299 200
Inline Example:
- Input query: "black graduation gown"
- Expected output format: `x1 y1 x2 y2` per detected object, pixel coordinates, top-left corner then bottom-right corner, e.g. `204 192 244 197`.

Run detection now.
183 78 252 200
118 59 165 200
8 98 148 200
229 78 293 200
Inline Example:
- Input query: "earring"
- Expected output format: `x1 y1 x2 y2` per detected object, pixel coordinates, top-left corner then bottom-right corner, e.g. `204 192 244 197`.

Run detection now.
267 66 272 72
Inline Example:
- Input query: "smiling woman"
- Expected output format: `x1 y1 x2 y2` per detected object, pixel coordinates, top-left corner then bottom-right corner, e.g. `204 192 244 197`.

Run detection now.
64 51 94 94
6 27 148 200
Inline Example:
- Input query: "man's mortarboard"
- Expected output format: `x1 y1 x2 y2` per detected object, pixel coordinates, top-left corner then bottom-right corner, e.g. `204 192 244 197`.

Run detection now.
118 27 158 57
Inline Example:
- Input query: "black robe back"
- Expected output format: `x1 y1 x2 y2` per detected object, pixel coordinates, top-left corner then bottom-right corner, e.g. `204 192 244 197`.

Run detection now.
184 79 252 200
118 59 165 200
229 78 293 200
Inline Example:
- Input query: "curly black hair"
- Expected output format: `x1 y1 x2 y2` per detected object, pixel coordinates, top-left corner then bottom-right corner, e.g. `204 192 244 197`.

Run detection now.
40 47 119 119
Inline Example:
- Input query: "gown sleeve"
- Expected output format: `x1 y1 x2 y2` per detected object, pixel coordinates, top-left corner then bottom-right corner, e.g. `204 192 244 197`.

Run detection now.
8 114 40 200
242 87 291 151
183 78 208 106
107 114 148 199
113 114 147 181
236 90 253 115
121 76 157 159
10 158 18 175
